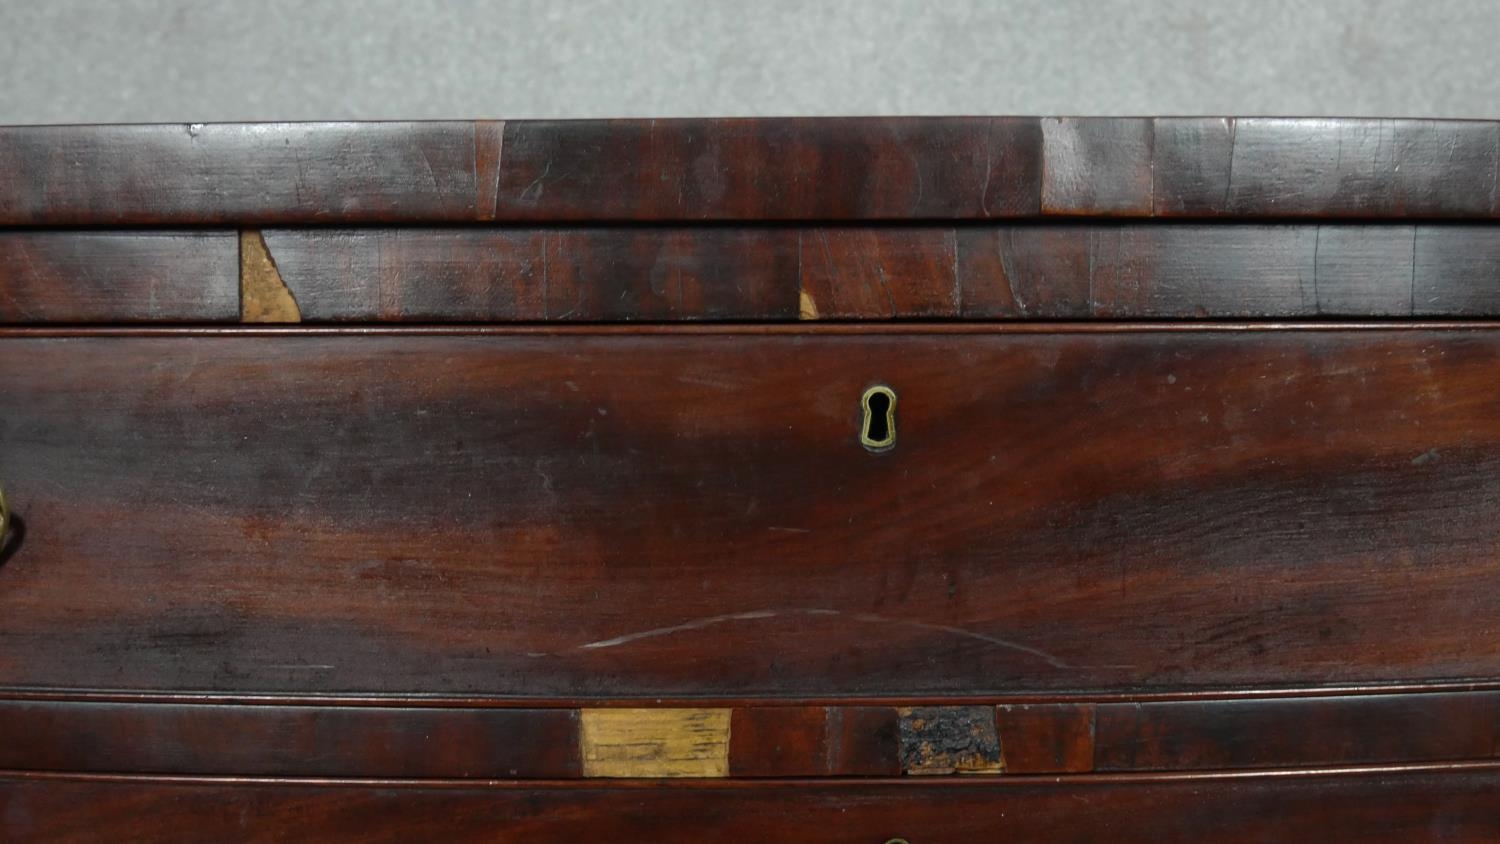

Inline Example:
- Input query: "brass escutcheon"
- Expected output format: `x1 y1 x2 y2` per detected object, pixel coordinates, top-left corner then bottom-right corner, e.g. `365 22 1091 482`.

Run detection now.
860 385 897 453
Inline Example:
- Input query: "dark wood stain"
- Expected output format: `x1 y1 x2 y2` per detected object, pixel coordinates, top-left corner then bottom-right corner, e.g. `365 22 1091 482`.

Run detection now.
0 231 238 323
2 223 1472 323
7 115 1500 832
496 117 1045 221
0 123 488 226
259 227 799 322
957 224 1497 318
706 705 908 779
1094 693 1500 772
4 693 1499 779
0 701 580 778
1153 117 1500 218
995 703 1096 773
6 329 1499 698
798 228 959 319
6 766 1500 842
4 119 1499 224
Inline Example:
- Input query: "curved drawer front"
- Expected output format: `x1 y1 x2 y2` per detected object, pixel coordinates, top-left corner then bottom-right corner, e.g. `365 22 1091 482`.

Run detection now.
8 766 1500 844
1 327 1498 697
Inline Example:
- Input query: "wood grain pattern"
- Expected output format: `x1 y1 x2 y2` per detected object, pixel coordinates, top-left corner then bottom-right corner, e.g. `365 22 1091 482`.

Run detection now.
5 328 1500 697
5 693 1499 778
0 119 1040 224
1094 693 1500 772
494 118 1043 220
0 701 580 778
3 223 1493 324
957 223 1500 318
234 224 1500 322
579 709 729 778
798 228 958 319
0 123 490 226
0 232 238 323
4 119 1499 224
1153 117 1500 218
1414 226 1500 314
6 766 1500 843
11 114 1499 832
726 706 825 777
258 227 798 321
995 703 1096 773
728 706 900 777
1041 117 1154 215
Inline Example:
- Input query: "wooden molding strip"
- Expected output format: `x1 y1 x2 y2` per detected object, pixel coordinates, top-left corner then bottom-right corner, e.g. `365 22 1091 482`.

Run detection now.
2 694 1498 779
8 764 1500 842
0 231 238 323
249 224 1500 322
9 676 1500 707
3 119 1500 224
6 224 1494 324
10 321 1500 339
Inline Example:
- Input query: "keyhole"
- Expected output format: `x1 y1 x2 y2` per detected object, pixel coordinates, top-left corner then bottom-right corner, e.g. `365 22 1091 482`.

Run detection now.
860 385 897 453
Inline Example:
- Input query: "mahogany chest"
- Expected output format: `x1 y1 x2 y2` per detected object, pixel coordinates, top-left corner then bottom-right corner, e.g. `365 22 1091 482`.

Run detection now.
3 117 1500 841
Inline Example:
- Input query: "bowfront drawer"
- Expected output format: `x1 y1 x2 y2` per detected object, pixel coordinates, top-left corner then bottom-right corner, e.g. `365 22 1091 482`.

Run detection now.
2 326 1498 699
8 768 1500 844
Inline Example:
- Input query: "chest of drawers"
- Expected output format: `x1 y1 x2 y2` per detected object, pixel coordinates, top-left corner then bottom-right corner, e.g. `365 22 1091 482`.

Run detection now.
4 117 1500 841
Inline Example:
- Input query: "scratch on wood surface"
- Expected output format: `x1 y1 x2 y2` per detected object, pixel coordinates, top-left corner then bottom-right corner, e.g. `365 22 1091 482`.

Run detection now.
239 230 300 323
1409 225 1419 315
576 608 1069 668
979 118 996 216
473 119 506 221
577 610 834 650
995 230 1026 315
580 708 730 777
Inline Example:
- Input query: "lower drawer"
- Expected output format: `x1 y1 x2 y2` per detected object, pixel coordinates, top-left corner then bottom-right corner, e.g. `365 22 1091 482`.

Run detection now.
2 326 1499 697
2 692 1497 778
5 766 1500 843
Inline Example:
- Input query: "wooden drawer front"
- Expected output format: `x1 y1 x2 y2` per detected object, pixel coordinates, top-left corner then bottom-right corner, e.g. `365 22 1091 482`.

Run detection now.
6 766 1500 844
2 327 1500 697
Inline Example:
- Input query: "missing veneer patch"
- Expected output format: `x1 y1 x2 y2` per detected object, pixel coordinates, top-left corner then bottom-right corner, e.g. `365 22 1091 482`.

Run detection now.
897 706 1003 774
240 230 301 323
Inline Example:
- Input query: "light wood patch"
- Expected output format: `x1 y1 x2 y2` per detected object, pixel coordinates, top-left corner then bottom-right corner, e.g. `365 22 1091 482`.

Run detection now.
798 288 820 320
240 230 301 323
580 708 730 778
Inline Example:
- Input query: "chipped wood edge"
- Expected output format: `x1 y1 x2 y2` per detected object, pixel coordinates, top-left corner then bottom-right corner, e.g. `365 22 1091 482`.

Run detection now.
240 230 301 323
580 708 730 778
799 289 820 320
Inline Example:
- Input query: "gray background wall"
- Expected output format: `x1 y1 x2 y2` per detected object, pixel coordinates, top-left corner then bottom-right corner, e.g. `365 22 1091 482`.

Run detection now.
1 0 1496 123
